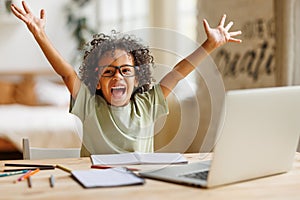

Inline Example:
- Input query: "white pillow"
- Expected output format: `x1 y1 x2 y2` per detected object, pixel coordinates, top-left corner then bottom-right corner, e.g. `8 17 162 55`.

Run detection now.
34 78 70 106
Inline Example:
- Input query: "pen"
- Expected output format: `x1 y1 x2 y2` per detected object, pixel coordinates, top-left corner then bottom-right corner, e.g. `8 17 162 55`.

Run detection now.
0 170 28 178
91 165 140 171
56 164 72 173
49 175 55 188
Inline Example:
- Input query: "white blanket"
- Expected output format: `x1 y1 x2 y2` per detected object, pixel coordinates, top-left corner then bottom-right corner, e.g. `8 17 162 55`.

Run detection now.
0 104 82 151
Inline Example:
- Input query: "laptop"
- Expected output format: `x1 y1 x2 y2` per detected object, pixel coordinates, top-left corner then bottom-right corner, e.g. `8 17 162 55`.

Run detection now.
139 86 300 188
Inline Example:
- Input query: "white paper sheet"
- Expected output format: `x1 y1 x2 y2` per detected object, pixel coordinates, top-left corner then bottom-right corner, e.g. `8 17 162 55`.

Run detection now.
71 168 144 188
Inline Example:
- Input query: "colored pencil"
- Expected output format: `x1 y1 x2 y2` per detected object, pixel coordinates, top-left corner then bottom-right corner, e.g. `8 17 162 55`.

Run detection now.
15 168 40 183
14 170 32 183
27 176 32 188
0 170 28 178
2 166 55 172
49 175 55 188
56 164 72 173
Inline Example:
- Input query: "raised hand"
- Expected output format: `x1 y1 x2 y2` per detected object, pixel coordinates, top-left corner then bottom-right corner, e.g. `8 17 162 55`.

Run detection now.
203 14 242 51
11 1 46 35
10 1 79 97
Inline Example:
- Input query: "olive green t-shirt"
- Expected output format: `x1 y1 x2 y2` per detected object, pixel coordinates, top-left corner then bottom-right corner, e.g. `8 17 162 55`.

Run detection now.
70 82 169 156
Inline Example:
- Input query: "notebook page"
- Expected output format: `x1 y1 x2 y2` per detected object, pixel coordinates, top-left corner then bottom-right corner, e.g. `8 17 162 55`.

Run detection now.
71 168 144 188
135 153 188 164
91 153 188 165
91 153 139 165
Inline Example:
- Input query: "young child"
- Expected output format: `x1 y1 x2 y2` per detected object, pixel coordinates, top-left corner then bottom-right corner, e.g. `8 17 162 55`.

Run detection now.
11 1 242 156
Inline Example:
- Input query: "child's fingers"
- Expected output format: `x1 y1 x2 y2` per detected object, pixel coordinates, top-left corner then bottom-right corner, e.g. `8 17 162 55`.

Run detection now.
228 37 242 43
10 5 28 23
229 29 242 43
202 19 210 33
11 4 25 16
22 1 32 14
40 9 45 20
224 21 233 32
218 14 226 27
229 30 242 37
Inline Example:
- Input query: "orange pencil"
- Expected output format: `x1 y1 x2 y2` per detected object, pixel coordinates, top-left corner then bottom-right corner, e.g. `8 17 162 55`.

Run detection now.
24 168 40 180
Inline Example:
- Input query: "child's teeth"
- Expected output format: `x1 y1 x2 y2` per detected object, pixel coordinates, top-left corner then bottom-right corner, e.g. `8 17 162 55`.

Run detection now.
112 86 124 89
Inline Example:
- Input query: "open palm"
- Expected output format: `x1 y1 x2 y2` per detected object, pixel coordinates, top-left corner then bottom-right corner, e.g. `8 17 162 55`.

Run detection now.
11 1 46 35
203 14 242 50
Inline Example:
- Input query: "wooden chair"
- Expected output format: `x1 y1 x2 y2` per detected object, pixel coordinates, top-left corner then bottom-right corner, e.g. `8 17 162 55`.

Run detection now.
22 138 80 160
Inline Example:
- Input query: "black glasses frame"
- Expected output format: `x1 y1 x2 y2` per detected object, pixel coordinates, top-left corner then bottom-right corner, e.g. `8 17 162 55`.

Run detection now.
99 65 138 77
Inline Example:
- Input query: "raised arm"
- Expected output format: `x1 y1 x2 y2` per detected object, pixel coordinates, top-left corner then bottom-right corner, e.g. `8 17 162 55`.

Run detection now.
159 14 242 98
11 1 80 98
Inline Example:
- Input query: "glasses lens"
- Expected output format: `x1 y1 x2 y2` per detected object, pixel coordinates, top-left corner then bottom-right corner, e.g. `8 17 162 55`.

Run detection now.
120 65 135 77
101 66 116 77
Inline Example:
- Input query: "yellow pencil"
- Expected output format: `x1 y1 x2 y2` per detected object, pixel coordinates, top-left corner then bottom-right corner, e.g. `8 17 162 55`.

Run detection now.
56 164 72 173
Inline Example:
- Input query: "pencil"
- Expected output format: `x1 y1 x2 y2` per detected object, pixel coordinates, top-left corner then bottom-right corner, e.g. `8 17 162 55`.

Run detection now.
49 175 55 188
27 176 32 188
56 164 72 173
14 170 32 183
16 168 40 182
25 168 40 178
0 170 28 178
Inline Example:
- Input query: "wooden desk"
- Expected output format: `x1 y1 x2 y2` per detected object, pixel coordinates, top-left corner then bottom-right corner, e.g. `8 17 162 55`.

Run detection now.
1 153 299 200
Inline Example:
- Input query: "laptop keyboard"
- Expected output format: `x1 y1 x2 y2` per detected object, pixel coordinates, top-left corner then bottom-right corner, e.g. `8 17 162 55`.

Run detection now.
180 170 209 180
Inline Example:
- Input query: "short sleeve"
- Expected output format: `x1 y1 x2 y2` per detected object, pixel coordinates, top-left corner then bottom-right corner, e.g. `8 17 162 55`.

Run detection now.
69 82 94 122
152 84 169 120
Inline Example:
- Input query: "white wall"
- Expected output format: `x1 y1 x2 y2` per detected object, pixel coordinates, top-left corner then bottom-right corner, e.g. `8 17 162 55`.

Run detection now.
0 0 76 73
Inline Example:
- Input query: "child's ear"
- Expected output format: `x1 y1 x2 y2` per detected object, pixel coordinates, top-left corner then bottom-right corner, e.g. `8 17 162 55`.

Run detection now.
96 82 101 90
134 77 139 87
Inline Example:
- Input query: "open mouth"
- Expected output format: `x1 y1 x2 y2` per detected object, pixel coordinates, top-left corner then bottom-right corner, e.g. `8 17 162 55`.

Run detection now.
111 86 126 98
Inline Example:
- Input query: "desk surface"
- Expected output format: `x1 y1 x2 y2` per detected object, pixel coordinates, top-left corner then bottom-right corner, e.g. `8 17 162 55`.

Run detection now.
0 153 299 200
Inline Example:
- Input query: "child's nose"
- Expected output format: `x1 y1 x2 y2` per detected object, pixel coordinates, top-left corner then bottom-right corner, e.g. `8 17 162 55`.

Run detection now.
113 69 123 79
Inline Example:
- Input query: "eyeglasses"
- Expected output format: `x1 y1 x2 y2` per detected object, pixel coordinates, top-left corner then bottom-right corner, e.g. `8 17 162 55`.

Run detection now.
100 65 137 77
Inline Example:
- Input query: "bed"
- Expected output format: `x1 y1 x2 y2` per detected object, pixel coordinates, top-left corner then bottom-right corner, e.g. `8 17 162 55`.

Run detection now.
0 72 82 156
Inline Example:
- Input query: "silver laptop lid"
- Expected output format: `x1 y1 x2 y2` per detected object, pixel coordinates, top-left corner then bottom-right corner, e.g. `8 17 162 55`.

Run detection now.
207 86 300 187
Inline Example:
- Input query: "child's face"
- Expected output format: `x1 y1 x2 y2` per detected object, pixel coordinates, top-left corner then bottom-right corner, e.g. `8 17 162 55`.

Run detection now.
96 49 138 107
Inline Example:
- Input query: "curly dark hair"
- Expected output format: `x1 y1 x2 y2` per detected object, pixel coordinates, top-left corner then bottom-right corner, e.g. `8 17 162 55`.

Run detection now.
78 30 154 97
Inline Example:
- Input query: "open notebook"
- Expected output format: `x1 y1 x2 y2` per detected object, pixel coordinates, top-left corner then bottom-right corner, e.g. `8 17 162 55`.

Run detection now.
91 152 188 165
